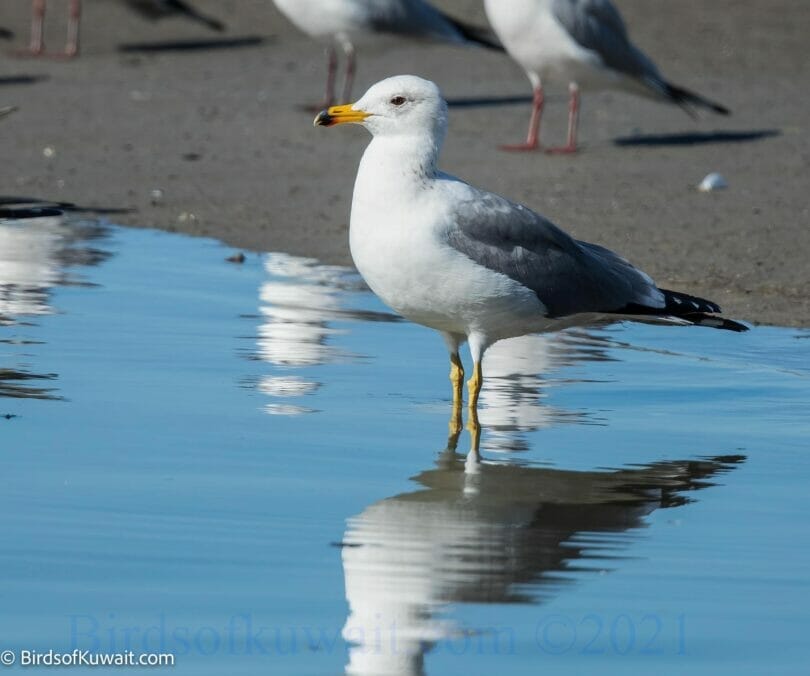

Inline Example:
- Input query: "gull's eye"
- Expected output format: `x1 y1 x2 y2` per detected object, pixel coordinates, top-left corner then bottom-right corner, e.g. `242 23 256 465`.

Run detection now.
390 96 407 106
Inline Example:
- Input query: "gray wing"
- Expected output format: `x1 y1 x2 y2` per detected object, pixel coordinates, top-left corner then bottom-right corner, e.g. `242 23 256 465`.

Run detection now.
551 0 661 82
444 186 664 318
364 0 470 44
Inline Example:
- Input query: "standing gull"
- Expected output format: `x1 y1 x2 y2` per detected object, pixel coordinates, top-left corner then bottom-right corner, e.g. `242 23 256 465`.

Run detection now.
315 75 745 437
483 0 730 152
272 0 502 108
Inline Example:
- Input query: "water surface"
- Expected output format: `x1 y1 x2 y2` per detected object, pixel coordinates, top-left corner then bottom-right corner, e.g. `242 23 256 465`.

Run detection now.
1 217 808 674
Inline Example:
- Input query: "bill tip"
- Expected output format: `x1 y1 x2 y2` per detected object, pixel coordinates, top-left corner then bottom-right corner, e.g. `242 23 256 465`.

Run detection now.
313 110 332 127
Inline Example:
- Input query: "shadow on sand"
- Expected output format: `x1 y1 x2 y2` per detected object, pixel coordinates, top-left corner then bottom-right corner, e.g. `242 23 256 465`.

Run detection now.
614 129 780 147
446 94 535 109
117 35 269 54
0 75 49 86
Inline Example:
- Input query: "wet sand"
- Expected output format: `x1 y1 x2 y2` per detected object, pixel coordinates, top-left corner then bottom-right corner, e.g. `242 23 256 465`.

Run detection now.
1 0 808 326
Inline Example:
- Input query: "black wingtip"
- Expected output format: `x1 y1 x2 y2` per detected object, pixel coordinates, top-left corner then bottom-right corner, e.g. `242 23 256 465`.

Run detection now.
440 11 504 51
660 288 721 315
188 13 225 32
704 100 731 116
171 0 226 32
611 289 748 332
681 313 749 332
201 17 226 33
661 289 747 331
665 82 730 116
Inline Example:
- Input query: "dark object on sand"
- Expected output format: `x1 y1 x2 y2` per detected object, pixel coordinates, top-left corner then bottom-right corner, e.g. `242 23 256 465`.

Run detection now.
0 205 65 219
0 196 134 219
0 75 49 86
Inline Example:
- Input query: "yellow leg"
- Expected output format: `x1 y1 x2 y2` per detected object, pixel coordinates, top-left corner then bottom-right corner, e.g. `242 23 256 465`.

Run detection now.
450 353 464 405
465 361 482 453
448 354 464 440
466 361 482 413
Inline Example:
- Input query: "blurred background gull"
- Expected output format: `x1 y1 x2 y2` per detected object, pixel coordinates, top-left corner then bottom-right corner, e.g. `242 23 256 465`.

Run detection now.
0 207 110 399
254 253 401 415
272 0 503 106
483 0 730 152
0 206 109 319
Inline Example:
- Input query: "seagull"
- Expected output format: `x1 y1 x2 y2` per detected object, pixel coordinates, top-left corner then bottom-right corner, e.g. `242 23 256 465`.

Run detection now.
272 0 502 108
314 75 745 437
19 0 224 58
483 0 730 152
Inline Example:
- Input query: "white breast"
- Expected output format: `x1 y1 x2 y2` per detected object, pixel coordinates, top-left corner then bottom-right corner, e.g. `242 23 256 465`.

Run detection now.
349 164 547 341
273 0 368 40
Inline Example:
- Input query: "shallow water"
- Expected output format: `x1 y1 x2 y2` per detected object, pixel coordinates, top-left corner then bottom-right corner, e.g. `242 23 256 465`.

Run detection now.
1 217 809 675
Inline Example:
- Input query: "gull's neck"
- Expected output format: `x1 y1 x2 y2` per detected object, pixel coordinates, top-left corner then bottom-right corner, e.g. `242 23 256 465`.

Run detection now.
356 132 442 199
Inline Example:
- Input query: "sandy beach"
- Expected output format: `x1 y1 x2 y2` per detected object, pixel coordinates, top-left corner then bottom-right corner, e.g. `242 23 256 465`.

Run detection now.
1 0 808 326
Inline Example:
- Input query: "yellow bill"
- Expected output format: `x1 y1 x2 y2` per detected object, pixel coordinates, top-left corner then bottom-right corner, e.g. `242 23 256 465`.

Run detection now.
313 104 370 127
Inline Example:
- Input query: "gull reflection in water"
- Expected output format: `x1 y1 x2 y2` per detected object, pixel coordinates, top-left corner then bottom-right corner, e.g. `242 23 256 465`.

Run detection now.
0 215 107 320
255 252 609 431
0 214 109 400
255 254 398 415
478 331 613 451
341 449 743 675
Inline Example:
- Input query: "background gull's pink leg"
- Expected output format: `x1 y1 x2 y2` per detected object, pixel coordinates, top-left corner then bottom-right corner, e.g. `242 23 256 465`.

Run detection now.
65 0 81 57
322 44 338 109
500 83 544 152
29 0 46 55
547 83 580 154
341 41 356 104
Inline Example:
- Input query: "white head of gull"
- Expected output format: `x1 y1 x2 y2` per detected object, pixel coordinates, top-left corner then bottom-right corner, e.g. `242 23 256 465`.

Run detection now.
315 75 745 444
